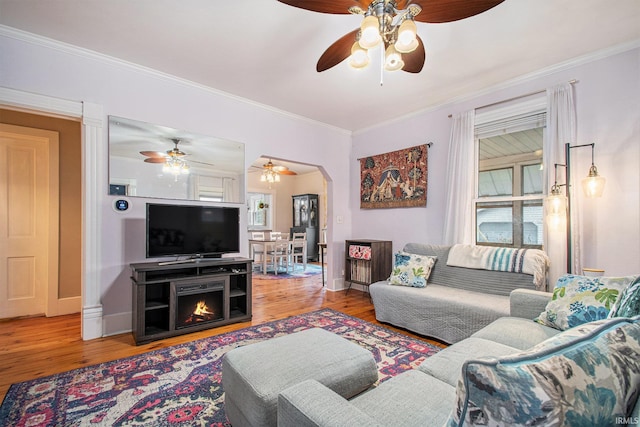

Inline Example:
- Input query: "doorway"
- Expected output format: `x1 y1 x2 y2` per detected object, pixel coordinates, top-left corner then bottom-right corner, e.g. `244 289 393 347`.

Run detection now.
0 124 58 318
0 109 82 319
248 156 330 277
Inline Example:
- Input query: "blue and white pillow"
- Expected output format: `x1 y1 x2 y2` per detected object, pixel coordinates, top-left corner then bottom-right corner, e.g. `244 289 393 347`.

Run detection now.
448 316 640 427
609 277 640 318
388 251 436 288
535 274 637 330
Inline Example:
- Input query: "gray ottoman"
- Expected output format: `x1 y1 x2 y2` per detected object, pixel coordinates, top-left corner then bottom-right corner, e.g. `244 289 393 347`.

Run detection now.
222 327 378 427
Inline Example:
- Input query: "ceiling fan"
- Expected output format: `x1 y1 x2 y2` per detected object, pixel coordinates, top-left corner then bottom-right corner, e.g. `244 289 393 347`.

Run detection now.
140 138 188 164
277 0 505 73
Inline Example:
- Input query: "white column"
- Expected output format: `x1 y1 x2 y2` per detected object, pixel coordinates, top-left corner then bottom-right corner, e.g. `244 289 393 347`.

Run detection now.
81 102 104 340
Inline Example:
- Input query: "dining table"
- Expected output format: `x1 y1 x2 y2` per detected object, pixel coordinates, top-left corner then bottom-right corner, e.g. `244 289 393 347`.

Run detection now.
249 238 289 274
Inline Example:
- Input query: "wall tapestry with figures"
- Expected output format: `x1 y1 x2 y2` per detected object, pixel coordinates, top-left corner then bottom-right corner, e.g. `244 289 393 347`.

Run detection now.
359 143 429 209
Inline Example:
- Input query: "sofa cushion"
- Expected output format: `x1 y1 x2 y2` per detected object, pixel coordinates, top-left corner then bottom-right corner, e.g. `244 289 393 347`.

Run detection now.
417 337 518 387
449 316 640 426
609 276 640 318
471 316 560 350
536 274 637 330
351 370 455 427
388 251 436 288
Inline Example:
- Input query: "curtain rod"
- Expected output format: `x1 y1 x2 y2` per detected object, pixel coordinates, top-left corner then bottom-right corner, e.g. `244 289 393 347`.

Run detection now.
447 79 578 118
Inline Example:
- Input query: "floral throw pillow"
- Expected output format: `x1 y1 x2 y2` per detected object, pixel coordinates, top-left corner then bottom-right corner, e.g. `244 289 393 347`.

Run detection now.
388 251 436 288
536 274 637 331
609 276 640 318
447 316 640 427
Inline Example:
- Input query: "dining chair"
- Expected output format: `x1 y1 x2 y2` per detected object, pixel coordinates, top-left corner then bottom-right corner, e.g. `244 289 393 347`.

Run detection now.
250 231 266 269
266 238 291 275
269 231 282 240
290 232 307 271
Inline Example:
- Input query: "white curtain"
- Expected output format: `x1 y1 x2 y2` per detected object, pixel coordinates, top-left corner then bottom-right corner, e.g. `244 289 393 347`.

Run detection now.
223 177 236 202
443 110 475 245
545 83 577 284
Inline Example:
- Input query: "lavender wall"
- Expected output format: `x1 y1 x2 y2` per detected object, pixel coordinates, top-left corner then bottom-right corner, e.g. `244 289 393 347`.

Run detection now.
1 27 638 335
351 47 640 281
0 29 352 334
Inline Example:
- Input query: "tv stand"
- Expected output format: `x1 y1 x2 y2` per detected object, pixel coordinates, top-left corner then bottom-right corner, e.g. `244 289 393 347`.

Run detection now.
131 257 252 345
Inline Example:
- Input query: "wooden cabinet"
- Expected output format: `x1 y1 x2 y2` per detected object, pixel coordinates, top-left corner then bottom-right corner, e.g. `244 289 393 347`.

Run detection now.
344 240 392 293
131 258 252 345
291 194 319 261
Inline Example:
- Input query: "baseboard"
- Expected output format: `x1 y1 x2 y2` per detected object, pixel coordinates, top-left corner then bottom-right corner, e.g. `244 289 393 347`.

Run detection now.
102 311 132 337
82 305 103 340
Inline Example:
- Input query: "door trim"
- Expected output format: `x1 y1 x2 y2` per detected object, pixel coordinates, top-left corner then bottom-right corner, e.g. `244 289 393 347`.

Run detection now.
0 87 104 340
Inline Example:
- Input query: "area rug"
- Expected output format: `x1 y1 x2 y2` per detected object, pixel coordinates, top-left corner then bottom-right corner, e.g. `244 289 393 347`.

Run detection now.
0 308 440 427
253 263 324 279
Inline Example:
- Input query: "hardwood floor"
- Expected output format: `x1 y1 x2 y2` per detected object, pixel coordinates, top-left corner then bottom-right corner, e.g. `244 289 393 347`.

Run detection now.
0 270 445 402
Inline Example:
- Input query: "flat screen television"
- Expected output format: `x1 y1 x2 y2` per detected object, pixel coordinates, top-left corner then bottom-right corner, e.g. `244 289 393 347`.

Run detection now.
146 203 240 259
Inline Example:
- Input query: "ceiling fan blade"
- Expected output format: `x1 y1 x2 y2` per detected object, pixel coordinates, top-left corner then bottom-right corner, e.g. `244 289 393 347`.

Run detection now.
410 0 505 23
317 28 360 72
277 0 368 14
402 35 425 73
278 170 298 176
140 150 167 158
144 158 167 164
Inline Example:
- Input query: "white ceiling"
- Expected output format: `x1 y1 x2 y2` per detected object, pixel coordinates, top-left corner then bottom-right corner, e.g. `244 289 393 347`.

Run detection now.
1 0 639 133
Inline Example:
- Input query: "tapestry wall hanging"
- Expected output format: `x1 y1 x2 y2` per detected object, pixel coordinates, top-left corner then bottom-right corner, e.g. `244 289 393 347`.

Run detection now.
360 144 428 209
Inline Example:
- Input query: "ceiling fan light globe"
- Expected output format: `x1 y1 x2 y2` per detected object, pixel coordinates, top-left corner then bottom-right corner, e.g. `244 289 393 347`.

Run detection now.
384 44 404 71
359 16 381 49
395 37 418 53
349 42 370 68
397 19 417 43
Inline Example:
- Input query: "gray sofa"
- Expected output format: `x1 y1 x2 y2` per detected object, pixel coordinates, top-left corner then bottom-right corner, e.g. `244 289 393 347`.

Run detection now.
277 289 640 426
369 243 541 344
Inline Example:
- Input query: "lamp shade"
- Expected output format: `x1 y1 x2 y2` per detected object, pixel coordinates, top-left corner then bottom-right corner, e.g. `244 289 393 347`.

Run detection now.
545 192 567 231
349 42 370 69
582 175 607 198
384 44 404 71
395 19 418 53
359 16 381 49
582 169 605 198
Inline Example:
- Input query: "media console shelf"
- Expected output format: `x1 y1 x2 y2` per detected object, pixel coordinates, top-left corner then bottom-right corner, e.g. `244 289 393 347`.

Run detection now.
131 257 252 345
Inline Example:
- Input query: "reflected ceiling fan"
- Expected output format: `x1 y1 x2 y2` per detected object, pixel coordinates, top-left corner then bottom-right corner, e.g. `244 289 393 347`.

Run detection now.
277 0 505 73
140 138 188 164
140 138 214 176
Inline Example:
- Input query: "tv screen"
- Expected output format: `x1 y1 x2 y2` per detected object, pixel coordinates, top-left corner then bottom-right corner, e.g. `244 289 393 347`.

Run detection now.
146 203 240 258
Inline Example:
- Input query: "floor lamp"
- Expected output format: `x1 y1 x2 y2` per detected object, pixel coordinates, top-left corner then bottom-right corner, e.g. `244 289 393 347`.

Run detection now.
545 143 606 273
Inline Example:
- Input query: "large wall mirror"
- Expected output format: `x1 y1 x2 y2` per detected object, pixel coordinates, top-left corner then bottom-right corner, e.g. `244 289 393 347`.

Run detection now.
108 116 245 203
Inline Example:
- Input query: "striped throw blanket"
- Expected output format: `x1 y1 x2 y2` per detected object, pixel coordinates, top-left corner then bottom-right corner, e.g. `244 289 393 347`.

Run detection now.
446 244 549 290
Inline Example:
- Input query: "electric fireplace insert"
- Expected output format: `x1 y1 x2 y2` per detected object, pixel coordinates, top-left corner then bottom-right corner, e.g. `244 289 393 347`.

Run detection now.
174 281 224 329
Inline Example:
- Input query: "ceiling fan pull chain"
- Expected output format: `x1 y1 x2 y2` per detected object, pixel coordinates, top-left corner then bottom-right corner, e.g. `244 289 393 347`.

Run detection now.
380 45 384 86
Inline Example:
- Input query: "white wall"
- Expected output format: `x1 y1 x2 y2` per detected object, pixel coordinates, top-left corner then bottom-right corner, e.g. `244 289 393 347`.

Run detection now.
352 47 640 280
0 29 352 335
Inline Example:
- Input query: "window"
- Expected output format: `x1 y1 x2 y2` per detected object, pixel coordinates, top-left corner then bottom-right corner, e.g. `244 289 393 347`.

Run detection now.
247 193 273 229
474 97 546 249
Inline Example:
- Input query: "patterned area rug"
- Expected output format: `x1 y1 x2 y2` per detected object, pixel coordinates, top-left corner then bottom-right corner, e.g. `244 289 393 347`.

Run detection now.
253 263 324 279
0 308 440 426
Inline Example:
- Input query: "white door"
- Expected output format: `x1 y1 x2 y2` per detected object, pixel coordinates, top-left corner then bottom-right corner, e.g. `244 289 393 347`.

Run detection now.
0 123 59 318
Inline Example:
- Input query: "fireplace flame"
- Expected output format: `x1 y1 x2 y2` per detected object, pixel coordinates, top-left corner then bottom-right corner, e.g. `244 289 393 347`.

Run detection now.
193 301 213 317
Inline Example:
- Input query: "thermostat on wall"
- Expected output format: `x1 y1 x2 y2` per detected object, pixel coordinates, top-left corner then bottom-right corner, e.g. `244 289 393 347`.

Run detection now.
113 198 130 212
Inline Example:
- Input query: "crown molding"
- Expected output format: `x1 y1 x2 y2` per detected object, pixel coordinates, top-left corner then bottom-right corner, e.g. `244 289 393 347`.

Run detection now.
0 25 352 136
